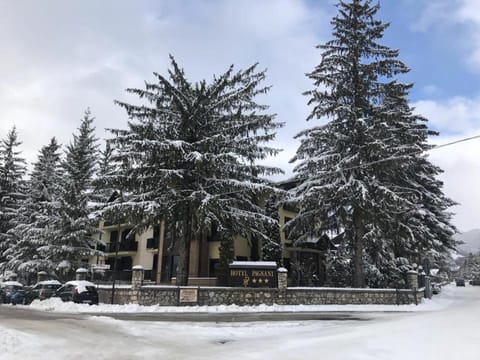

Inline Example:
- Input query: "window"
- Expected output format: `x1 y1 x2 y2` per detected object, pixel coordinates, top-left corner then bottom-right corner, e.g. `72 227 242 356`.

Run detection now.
122 228 133 242
209 259 219 276
110 230 118 242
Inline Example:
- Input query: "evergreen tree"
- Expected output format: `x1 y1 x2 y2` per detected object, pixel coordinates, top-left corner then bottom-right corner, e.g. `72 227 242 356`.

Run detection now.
0 127 27 269
40 110 102 279
262 195 282 266
107 56 283 285
289 0 456 287
3 138 63 282
92 142 118 206
367 83 457 284
217 232 235 286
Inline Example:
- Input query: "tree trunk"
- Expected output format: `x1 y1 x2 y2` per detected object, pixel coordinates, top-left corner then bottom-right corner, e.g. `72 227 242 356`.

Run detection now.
175 219 190 286
353 208 365 288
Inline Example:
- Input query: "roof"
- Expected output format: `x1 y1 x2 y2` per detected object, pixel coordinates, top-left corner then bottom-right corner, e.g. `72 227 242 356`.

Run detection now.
230 261 278 269
66 280 95 287
37 280 62 286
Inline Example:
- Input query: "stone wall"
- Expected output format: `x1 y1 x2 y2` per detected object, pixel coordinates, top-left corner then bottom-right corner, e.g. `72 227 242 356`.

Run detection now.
96 266 423 306
97 286 423 306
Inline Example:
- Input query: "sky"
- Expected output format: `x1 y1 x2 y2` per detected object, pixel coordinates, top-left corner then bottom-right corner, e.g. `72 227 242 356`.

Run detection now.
0 0 479 232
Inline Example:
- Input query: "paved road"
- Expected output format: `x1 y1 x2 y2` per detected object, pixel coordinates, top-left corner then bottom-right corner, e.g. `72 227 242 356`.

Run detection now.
1 285 474 359
0 303 370 322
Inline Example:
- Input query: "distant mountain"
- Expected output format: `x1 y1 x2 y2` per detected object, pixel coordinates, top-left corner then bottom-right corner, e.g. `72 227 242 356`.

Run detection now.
455 229 480 255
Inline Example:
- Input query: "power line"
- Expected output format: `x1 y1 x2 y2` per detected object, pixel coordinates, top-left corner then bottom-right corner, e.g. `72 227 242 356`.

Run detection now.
312 133 480 176
430 134 480 151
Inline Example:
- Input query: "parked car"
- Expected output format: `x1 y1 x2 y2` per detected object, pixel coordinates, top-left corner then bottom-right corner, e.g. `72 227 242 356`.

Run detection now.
456 278 465 287
0 281 25 304
10 289 28 305
469 278 480 286
25 280 63 304
55 281 99 305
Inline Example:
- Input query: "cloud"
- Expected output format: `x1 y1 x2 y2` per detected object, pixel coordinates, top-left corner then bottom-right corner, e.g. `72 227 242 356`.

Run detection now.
408 0 454 32
414 96 480 231
408 0 480 71
0 0 328 171
413 96 480 134
428 131 480 232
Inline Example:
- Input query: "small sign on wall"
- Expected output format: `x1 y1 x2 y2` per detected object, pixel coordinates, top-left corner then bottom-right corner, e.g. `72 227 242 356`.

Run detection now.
179 288 198 304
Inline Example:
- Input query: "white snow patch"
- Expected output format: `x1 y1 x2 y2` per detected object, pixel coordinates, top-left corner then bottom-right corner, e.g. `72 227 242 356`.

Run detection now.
1 281 24 287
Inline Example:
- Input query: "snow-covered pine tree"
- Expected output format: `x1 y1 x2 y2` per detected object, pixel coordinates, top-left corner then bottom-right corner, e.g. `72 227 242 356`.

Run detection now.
365 82 457 286
109 56 283 285
41 110 102 279
92 142 118 206
217 228 235 286
262 195 282 266
0 127 27 270
289 0 456 288
3 138 63 282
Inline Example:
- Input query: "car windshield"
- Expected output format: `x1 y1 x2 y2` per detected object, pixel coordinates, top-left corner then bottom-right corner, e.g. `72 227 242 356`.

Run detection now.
5 285 22 291
44 284 61 290
85 286 97 292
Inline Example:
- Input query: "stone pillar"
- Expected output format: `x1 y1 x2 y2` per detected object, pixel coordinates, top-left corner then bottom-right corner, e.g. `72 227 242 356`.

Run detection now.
277 267 288 290
132 265 145 290
407 270 418 290
37 271 48 283
76 268 88 281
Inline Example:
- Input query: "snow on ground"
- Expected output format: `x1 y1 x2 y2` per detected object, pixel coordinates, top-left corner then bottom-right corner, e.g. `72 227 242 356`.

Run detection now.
0 283 475 360
25 284 455 314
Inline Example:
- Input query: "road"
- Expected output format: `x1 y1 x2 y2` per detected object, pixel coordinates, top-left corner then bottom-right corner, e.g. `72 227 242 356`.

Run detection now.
0 304 370 322
0 284 477 360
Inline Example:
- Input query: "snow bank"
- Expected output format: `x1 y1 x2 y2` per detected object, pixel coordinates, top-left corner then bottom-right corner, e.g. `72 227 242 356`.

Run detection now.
0 325 25 351
26 284 456 314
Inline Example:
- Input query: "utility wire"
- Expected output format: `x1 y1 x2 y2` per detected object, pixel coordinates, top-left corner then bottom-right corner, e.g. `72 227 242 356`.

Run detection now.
303 133 480 177
430 134 480 151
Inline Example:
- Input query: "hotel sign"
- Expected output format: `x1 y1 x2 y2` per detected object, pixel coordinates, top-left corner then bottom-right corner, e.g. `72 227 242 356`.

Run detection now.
228 261 277 288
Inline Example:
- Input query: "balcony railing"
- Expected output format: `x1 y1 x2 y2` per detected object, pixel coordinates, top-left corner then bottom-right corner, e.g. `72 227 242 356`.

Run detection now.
93 270 132 283
106 241 138 253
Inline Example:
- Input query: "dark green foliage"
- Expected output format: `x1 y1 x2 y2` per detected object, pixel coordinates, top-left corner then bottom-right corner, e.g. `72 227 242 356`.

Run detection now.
3 138 63 281
92 142 118 206
262 195 282 266
289 0 456 287
43 110 102 280
0 127 27 269
107 56 283 285
217 234 235 286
